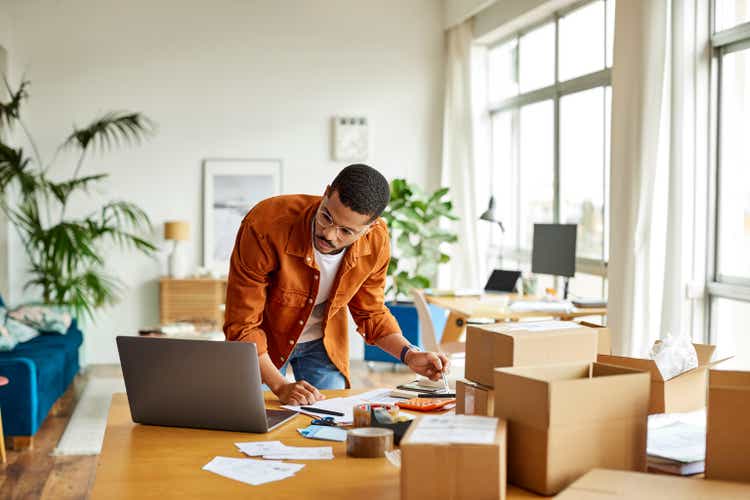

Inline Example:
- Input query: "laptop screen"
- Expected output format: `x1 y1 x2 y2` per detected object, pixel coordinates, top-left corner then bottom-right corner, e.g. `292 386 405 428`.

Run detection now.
484 269 521 293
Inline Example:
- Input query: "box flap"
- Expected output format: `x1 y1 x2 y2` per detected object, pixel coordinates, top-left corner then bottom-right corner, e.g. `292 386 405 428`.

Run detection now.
709 368 750 389
548 363 650 425
597 354 664 381
554 468 750 499
693 343 717 366
494 366 557 430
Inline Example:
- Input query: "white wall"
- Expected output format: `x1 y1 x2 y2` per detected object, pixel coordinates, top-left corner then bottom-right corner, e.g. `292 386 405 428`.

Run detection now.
5 0 445 363
0 9 13 301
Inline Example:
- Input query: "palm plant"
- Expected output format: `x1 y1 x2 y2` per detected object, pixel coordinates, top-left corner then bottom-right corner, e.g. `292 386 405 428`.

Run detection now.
0 79 157 319
382 178 459 299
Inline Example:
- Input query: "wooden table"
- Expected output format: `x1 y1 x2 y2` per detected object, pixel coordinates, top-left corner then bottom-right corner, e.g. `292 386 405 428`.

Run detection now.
426 294 607 343
91 390 541 499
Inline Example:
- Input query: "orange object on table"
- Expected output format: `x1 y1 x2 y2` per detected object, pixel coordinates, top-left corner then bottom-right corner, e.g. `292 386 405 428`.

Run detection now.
396 397 456 412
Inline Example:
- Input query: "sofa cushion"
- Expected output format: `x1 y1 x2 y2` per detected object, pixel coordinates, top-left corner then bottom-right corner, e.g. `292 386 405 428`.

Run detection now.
8 304 73 334
0 306 41 351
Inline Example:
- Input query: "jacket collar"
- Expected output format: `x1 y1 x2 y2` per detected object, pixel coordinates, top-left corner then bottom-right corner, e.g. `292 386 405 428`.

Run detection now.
285 198 373 261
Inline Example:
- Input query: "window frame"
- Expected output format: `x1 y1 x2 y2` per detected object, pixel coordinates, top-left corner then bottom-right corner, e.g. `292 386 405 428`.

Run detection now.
707 1 750 342
485 0 613 291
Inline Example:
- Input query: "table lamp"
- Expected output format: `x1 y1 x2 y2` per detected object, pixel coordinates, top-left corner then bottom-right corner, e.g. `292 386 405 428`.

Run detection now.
479 196 505 233
164 220 190 279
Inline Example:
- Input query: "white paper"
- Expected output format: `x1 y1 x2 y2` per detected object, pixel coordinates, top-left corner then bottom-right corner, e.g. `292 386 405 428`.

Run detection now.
407 415 498 445
202 456 304 486
499 319 579 332
281 388 393 424
647 421 706 463
235 441 334 460
508 302 574 314
233 441 285 456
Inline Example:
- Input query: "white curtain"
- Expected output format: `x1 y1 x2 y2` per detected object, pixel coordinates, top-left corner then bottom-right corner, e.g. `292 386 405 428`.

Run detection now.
439 20 482 290
609 0 708 356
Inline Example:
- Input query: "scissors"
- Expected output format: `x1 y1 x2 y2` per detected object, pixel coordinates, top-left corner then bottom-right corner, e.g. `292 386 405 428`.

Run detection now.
310 416 337 427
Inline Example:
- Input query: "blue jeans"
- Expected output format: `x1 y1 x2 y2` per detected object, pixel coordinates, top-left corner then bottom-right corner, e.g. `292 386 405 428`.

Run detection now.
279 338 346 390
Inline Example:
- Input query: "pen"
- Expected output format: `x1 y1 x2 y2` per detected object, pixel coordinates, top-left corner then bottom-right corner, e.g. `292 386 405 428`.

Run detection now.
417 393 456 398
300 406 345 417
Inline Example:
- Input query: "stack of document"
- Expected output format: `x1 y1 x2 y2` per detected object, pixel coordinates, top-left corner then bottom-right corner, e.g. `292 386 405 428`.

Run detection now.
202 457 305 486
281 388 400 424
235 440 334 460
647 410 706 475
508 301 573 314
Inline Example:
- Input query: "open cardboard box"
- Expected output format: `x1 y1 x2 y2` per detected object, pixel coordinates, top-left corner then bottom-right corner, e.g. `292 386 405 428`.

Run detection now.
400 415 507 500
494 362 650 496
553 468 750 499
456 378 494 416
705 368 750 483
598 343 733 414
465 321 598 387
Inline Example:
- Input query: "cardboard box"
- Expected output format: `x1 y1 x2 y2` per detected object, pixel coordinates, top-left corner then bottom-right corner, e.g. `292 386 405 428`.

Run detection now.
465 321 598 387
554 468 750 499
456 379 494 416
400 415 507 500
494 362 650 496
598 343 731 414
576 320 611 355
705 368 750 483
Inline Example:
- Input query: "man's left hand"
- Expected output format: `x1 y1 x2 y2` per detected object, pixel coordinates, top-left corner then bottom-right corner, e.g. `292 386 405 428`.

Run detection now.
405 350 450 381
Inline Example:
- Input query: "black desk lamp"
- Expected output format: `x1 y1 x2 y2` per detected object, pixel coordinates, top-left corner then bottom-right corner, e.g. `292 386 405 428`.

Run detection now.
479 196 505 233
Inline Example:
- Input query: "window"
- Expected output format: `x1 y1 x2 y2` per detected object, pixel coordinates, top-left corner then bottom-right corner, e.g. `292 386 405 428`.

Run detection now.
708 2 750 360
485 0 613 299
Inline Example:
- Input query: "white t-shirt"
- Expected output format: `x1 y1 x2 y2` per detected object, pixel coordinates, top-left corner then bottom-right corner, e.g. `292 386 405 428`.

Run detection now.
297 243 345 343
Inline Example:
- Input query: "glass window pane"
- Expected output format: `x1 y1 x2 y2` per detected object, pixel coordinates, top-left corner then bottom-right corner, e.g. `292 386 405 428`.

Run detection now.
569 273 606 299
488 40 518 103
715 0 750 31
491 111 517 251
559 1 605 81
717 48 750 280
519 23 555 92
606 0 616 67
519 100 554 250
711 297 750 367
560 88 606 260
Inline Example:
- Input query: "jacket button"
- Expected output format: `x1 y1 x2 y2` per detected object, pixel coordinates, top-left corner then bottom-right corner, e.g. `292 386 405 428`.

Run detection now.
308 298 313 304
306 256 311 262
298 320 304 325
280 356 285 361
314 275 319 280
289 340 294 345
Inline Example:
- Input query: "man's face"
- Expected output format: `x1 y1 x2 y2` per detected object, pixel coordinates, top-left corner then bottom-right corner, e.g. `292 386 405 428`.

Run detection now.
313 188 372 254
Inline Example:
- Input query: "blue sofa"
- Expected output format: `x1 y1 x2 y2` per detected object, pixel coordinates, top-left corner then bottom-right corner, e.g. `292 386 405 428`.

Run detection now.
0 295 83 443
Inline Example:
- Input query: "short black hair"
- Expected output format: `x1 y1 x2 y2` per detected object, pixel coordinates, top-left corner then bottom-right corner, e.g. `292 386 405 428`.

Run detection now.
330 164 390 222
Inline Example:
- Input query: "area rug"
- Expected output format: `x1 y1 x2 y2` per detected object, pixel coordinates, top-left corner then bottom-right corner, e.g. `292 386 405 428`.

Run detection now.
52 376 126 456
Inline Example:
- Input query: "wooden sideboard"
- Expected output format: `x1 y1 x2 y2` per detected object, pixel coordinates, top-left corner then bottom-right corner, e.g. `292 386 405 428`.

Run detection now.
159 277 228 328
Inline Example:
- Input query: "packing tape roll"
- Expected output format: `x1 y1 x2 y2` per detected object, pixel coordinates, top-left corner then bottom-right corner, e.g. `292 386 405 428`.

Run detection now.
346 427 394 458
352 403 400 427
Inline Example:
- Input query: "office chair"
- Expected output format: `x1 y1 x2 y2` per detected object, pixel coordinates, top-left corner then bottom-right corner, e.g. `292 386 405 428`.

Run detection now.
411 289 465 382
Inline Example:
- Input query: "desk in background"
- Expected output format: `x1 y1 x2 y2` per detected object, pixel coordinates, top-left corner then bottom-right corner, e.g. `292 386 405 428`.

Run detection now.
425 293 607 343
91 390 540 499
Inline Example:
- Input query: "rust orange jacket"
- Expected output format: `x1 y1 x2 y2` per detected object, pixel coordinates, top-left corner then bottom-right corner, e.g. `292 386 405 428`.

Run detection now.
223 194 401 385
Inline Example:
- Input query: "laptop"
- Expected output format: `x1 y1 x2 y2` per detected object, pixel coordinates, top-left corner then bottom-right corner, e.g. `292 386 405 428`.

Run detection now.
116 336 297 432
484 269 522 294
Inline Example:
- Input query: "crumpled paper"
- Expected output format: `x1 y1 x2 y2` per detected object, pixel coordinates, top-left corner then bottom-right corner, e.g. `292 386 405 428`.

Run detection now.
650 334 698 381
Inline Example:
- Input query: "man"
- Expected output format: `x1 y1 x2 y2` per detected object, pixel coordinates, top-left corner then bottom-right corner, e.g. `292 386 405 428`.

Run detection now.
224 164 449 405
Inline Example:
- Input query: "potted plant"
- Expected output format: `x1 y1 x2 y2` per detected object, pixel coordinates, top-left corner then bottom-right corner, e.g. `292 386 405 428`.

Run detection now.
0 79 157 319
364 178 458 363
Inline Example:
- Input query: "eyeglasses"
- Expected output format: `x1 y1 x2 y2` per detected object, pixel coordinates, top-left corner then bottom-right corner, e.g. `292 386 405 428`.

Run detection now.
315 206 368 240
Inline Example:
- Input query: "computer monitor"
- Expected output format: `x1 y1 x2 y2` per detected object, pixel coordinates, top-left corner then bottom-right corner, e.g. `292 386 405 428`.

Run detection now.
531 224 577 297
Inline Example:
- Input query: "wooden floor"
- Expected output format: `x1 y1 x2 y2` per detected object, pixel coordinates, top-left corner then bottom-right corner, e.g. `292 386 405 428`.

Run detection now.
0 361 415 500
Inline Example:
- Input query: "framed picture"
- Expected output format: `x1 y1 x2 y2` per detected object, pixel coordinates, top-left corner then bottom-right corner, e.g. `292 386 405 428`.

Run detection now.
202 159 282 275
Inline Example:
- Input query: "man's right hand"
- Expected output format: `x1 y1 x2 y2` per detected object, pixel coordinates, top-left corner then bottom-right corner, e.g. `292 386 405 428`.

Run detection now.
274 380 325 405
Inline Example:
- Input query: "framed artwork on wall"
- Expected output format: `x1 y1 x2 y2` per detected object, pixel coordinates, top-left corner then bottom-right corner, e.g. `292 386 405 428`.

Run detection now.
202 158 282 276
